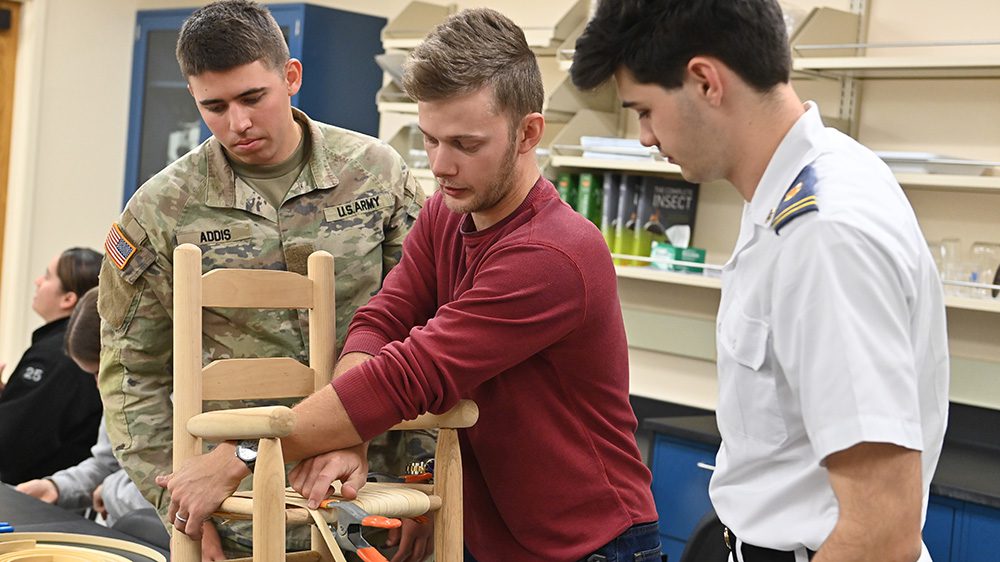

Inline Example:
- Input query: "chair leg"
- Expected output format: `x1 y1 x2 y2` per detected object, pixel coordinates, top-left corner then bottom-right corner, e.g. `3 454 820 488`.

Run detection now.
311 526 337 562
171 527 202 561
254 438 287 561
433 429 463 562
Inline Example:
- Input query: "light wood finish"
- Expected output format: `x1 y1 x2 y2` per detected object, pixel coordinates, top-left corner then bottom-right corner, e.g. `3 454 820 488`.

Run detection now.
219 485 442 523
391 400 479 430
187 406 295 441
433 429 463 561
310 527 337 562
253 438 286 562
173 245 476 560
171 245 336 562
202 268 314 309
229 553 323 562
171 244 204 561
0 1 18 287
202 358 315 400
0 532 166 562
308 251 336 389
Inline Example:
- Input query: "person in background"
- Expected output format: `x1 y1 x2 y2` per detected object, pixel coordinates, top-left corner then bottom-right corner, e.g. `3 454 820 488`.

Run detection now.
0 247 103 485
15 287 224 560
98 0 430 557
161 8 661 562
572 1 948 561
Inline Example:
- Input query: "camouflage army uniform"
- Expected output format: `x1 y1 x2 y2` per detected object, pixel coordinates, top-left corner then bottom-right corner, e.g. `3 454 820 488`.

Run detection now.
98 108 435 552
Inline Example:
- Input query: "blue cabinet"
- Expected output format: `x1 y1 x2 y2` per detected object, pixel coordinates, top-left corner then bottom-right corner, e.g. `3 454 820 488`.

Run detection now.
925 496 960 561
123 4 385 205
650 433 718 560
955 502 1000 561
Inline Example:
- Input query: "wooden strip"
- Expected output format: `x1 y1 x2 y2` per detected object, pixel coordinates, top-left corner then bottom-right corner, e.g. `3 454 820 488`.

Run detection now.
0 1 19 282
202 269 313 309
202 358 315 400
308 251 336 390
0 532 166 562
187 406 295 441
391 400 479 430
433 429 463 562
171 244 203 562
253 439 286 561
228 552 323 562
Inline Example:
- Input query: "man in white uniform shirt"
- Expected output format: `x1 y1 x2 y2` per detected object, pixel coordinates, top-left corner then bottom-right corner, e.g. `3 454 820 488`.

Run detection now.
572 1 949 561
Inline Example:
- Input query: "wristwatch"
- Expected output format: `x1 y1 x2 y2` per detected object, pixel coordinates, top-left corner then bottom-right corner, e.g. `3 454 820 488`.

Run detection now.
235 439 259 473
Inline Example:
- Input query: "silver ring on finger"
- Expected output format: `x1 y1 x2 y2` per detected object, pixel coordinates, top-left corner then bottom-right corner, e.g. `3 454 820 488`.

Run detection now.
175 513 189 523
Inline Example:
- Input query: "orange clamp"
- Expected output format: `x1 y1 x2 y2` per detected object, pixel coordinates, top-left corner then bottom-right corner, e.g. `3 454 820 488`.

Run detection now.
361 515 402 529
357 546 389 562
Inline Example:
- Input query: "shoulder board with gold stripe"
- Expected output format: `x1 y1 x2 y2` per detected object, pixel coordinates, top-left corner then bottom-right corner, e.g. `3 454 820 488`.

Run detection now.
770 165 819 234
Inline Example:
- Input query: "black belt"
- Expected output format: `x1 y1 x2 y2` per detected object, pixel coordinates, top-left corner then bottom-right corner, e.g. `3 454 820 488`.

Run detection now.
724 527 816 562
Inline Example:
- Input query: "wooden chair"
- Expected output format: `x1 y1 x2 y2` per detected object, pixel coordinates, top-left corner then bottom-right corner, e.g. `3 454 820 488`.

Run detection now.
171 243 477 562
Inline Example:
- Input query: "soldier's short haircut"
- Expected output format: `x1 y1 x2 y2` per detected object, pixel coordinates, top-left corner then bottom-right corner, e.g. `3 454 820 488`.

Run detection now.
402 8 543 132
176 0 289 77
65 287 101 368
57 247 102 298
572 0 791 93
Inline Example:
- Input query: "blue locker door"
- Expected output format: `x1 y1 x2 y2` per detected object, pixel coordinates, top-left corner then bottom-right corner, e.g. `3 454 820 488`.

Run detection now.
650 434 717 542
956 503 1000 562
924 495 960 562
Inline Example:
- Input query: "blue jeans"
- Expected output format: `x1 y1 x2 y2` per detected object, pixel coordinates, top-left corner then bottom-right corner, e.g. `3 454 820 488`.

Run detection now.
464 521 664 562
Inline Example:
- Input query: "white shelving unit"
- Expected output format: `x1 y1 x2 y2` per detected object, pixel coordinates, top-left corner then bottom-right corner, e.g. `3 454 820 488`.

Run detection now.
792 55 1000 79
552 154 1000 193
615 264 1000 314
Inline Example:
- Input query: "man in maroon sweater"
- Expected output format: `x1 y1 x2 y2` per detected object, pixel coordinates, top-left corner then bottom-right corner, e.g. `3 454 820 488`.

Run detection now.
162 8 659 562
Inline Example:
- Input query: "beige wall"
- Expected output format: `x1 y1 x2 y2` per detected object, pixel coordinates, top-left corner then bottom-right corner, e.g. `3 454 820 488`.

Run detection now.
1 0 135 372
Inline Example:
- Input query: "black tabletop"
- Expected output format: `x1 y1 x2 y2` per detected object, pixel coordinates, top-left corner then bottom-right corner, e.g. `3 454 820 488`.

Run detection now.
0 484 169 560
643 414 1000 510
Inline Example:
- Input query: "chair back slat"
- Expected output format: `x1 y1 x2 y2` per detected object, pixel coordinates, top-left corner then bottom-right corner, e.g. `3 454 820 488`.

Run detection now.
202 269 313 309
202 358 316 401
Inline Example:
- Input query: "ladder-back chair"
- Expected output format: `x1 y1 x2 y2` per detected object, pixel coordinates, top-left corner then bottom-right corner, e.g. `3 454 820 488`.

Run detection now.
171 243 477 562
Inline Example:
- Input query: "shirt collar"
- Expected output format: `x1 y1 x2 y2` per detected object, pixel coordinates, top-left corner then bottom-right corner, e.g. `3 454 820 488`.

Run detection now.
201 108 340 212
749 101 826 228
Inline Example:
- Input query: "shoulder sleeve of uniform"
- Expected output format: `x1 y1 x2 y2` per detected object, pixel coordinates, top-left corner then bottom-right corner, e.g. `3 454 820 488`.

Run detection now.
103 210 156 285
770 165 819 235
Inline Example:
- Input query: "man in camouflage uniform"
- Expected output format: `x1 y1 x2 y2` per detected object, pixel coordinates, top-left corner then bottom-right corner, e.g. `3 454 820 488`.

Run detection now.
98 1 434 558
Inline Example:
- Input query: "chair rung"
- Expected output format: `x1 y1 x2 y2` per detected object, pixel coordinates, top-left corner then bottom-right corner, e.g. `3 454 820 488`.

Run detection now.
217 485 441 524
227 551 323 562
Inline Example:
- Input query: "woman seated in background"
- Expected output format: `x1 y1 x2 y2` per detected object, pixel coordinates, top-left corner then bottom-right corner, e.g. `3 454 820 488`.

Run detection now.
0 247 102 485
16 287 224 559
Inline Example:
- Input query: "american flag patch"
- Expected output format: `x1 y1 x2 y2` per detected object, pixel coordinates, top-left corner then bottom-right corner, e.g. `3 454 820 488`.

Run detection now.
105 223 137 270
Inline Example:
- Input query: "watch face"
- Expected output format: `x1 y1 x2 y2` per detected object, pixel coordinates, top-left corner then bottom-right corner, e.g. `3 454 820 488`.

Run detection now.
237 442 258 462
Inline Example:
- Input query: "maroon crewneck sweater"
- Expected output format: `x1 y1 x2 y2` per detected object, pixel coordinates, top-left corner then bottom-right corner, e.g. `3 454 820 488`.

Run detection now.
332 177 657 561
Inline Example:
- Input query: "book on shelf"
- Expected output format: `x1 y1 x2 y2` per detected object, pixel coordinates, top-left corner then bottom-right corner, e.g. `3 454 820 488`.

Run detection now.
600 173 621 250
556 171 578 209
633 176 699 261
614 175 641 265
576 172 602 226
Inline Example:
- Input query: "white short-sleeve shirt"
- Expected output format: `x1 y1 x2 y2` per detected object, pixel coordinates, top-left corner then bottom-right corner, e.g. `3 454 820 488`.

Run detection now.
709 102 949 558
